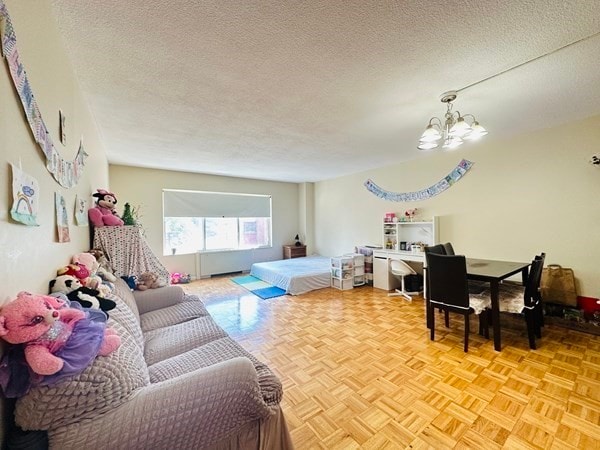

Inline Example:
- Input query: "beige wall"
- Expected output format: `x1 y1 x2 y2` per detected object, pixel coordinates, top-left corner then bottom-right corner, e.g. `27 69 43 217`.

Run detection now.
0 0 109 297
314 115 600 297
0 1 109 443
298 182 315 255
109 165 300 277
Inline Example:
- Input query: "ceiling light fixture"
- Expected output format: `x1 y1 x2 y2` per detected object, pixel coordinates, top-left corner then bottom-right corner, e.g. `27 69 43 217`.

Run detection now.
418 91 488 151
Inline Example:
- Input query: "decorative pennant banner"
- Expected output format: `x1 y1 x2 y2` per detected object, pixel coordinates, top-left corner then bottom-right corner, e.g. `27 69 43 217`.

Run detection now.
0 0 87 188
364 159 474 202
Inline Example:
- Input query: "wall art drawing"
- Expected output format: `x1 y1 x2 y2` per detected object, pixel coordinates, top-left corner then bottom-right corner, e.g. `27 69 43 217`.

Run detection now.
10 163 39 226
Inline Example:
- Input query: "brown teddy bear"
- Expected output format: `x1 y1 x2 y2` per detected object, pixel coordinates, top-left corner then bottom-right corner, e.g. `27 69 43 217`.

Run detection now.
136 272 165 291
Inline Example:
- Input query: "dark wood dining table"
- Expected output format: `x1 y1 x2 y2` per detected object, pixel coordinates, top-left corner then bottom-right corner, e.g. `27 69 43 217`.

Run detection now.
466 258 530 351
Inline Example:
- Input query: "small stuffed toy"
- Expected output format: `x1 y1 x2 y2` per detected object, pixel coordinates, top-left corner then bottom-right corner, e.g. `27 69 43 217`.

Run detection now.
57 263 90 286
88 189 124 228
0 292 120 380
136 272 165 291
88 248 117 282
71 253 112 295
49 275 116 315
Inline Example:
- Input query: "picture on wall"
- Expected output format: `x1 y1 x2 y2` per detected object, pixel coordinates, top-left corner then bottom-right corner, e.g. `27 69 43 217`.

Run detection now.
10 163 39 226
74 194 88 226
55 191 70 242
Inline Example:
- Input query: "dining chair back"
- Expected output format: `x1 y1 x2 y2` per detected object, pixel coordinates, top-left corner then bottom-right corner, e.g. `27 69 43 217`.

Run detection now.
442 242 455 256
497 254 546 349
426 253 490 352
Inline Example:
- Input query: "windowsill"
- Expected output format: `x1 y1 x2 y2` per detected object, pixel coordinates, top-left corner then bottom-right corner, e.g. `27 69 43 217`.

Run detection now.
164 246 272 257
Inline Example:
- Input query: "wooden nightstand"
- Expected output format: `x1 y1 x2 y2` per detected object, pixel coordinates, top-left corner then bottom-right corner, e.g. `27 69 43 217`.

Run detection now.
283 245 306 259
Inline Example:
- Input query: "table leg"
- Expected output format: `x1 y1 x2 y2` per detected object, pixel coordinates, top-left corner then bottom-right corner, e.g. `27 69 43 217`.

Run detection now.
491 280 501 351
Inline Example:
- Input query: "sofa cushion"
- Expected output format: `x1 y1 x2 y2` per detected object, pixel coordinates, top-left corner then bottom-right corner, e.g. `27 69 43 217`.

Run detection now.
140 300 209 332
105 292 145 352
143 316 227 366
133 285 185 314
148 337 282 406
112 278 141 322
15 320 150 430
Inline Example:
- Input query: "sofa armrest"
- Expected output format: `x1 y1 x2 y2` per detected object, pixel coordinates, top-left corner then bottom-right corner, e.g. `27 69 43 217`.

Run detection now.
133 285 185 314
49 357 276 449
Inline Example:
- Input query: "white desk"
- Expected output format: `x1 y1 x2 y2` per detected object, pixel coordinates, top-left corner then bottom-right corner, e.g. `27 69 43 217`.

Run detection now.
373 249 425 290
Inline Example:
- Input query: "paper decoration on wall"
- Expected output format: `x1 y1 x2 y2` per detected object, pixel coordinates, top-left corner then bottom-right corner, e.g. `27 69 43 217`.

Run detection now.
364 159 474 202
0 1 87 188
74 195 88 226
55 192 70 243
10 164 39 226
59 110 66 146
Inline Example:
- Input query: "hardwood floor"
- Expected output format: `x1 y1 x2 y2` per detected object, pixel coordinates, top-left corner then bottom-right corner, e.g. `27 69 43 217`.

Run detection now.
183 277 600 449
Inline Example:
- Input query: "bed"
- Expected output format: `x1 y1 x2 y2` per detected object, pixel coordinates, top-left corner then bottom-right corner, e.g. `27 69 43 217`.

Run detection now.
250 255 331 295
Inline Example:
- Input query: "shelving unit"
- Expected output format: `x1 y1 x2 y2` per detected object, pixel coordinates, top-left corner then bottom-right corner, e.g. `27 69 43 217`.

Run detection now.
331 256 354 290
344 253 366 286
383 217 439 254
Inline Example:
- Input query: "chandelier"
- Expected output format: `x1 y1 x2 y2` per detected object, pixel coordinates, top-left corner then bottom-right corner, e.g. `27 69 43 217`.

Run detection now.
418 91 488 150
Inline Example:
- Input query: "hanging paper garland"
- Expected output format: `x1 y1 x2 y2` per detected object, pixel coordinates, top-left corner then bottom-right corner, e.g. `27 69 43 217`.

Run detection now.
364 159 474 202
0 1 87 188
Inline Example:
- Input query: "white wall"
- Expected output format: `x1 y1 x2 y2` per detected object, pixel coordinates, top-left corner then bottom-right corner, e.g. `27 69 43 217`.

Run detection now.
0 0 109 297
314 115 600 297
109 165 300 277
0 2 109 442
298 182 315 255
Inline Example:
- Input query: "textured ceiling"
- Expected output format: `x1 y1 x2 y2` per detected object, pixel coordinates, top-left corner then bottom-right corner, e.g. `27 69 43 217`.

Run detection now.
49 0 600 182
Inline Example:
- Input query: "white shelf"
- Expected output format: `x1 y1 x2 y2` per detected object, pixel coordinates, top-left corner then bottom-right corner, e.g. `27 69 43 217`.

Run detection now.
331 254 366 289
382 217 439 252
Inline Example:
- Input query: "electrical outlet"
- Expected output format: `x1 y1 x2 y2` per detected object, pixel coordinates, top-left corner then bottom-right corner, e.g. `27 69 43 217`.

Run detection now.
590 154 600 165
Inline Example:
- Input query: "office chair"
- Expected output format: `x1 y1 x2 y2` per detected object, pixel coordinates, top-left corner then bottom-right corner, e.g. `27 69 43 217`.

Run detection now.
426 253 490 352
387 259 418 301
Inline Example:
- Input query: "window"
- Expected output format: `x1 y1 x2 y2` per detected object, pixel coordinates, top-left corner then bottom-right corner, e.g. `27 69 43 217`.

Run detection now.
163 190 272 255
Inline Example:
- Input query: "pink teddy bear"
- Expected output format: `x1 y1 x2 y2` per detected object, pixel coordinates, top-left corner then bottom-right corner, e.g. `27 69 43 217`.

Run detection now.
88 189 124 228
0 292 120 378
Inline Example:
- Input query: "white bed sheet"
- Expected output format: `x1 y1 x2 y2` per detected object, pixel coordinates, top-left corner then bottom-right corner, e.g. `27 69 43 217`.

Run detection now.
250 255 331 295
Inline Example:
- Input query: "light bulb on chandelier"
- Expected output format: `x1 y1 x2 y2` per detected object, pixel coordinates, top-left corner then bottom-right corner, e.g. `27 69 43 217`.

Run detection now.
418 91 488 151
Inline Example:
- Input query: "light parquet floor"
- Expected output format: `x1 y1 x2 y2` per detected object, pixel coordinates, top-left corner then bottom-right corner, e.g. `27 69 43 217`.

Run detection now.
183 277 600 449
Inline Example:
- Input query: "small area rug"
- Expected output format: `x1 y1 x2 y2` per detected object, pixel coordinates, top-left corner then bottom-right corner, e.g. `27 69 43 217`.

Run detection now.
231 275 287 299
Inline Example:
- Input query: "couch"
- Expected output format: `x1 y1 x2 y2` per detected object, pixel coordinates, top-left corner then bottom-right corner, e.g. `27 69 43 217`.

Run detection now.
11 279 293 449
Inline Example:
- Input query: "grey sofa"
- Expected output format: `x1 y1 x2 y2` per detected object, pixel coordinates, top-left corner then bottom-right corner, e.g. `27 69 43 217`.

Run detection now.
12 279 293 449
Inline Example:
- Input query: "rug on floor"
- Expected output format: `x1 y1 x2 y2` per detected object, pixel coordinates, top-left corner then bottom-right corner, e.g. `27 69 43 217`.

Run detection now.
231 275 287 299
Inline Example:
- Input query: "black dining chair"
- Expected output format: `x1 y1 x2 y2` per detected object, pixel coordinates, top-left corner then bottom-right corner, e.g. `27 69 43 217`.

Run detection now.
426 253 490 352
442 242 455 255
534 253 546 330
424 245 447 327
496 254 545 349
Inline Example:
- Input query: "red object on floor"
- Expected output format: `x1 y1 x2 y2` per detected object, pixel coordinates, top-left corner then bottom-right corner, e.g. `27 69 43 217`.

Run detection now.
577 296 600 313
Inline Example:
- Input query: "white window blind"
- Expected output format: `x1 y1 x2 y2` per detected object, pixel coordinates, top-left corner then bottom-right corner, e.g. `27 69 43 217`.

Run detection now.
163 190 271 218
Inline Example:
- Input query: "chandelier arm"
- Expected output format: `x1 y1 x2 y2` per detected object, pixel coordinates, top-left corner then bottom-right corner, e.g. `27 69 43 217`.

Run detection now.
461 113 477 124
428 117 443 128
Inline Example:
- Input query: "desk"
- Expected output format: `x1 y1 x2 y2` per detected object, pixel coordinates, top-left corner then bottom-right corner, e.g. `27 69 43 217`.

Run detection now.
373 249 424 290
466 258 530 351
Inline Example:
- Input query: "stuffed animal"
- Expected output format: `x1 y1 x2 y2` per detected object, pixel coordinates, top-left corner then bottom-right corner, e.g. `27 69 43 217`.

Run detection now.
136 272 165 291
88 248 117 282
121 275 137 291
71 252 112 295
49 275 116 315
88 189 124 228
57 263 90 286
0 292 120 378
